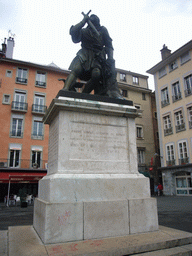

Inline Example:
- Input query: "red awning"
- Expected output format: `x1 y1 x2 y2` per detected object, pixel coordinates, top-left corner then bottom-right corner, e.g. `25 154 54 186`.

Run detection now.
0 171 46 183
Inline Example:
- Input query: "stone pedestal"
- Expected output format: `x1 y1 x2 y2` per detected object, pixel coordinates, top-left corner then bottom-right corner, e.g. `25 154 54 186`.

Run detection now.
33 93 158 244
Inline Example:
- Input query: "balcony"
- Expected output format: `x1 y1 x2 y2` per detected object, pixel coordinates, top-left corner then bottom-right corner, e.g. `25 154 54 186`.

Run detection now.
185 88 192 97
32 104 47 115
172 93 182 103
166 159 175 166
0 158 47 169
16 77 27 84
164 127 173 136
179 157 189 165
35 81 46 87
11 101 28 112
161 99 170 108
176 123 185 133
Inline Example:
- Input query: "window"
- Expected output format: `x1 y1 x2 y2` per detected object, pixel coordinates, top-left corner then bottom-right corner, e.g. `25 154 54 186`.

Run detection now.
169 61 178 72
16 68 28 84
9 144 22 167
32 151 41 168
172 81 182 102
136 126 143 139
133 76 139 84
161 87 169 107
187 106 192 129
159 67 166 78
180 51 191 65
2 94 11 104
36 71 46 87
32 94 46 114
176 172 192 195
120 73 126 82
137 148 145 165
163 115 173 136
12 91 28 111
175 110 185 132
184 74 192 97
142 93 146 100
121 89 127 97
6 70 12 78
32 118 44 139
11 118 23 137
178 141 189 165
9 149 20 167
166 144 175 166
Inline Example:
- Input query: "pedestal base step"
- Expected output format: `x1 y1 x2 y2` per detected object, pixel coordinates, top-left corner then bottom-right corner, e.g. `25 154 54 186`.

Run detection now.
7 226 192 256
33 197 158 244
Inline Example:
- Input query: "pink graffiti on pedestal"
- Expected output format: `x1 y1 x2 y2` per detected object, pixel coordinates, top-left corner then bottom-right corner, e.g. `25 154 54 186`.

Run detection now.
58 211 71 226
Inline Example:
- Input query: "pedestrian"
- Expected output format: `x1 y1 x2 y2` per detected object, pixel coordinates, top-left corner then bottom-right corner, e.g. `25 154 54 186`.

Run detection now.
154 185 158 196
157 183 163 196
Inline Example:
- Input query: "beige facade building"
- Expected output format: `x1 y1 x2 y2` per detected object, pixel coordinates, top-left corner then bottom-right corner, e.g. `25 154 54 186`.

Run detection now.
116 68 157 191
147 40 192 196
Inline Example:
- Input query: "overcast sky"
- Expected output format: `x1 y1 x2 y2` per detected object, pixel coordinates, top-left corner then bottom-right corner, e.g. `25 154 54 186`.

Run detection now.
1 0 192 90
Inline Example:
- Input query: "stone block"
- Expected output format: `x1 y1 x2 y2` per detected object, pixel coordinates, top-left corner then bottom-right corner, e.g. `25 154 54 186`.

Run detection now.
33 198 83 244
129 198 159 234
84 200 129 239
38 174 151 203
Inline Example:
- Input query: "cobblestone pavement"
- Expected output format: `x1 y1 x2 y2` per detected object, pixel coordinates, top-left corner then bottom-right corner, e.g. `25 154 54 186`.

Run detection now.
0 196 192 232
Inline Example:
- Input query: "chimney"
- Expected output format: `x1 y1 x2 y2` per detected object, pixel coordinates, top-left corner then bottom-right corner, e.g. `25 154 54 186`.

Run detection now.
6 37 15 58
2 38 7 54
160 44 171 60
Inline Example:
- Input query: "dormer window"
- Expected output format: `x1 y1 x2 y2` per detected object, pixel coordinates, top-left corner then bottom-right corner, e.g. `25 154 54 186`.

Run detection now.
120 73 126 82
133 76 139 84
169 60 178 72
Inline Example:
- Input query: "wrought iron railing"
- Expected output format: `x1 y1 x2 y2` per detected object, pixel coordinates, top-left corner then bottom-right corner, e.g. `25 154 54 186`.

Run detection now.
185 88 192 97
16 77 27 83
179 157 189 165
161 99 170 108
176 123 185 133
172 93 182 102
32 104 47 114
0 158 48 169
35 81 46 87
11 101 28 112
164 127 173 136
166 159 175 166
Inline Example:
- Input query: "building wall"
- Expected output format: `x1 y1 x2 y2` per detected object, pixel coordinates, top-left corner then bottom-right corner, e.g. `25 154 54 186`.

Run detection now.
147 41 192 195
117 70 156 176
154 49 192 167
0 59 68 169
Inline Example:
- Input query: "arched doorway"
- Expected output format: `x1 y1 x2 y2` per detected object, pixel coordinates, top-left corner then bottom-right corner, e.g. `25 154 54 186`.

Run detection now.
175 171 192 195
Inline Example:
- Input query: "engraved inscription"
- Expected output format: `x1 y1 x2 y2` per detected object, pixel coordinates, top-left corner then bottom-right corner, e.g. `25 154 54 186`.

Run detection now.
69 122 127 161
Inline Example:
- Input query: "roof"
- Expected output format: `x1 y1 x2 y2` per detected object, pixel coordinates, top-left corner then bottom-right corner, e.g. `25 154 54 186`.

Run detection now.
0 56 148 79
0 57 70 74
146 40 192 75
116 67 149 79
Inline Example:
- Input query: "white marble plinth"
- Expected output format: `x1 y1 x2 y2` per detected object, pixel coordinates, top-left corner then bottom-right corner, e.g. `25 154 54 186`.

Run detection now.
33 197 158 244
33 96 158 244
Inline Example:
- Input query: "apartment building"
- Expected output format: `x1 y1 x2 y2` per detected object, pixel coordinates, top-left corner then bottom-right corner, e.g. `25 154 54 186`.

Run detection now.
0 39 69 200
116 69 157 192
147 40 192 196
